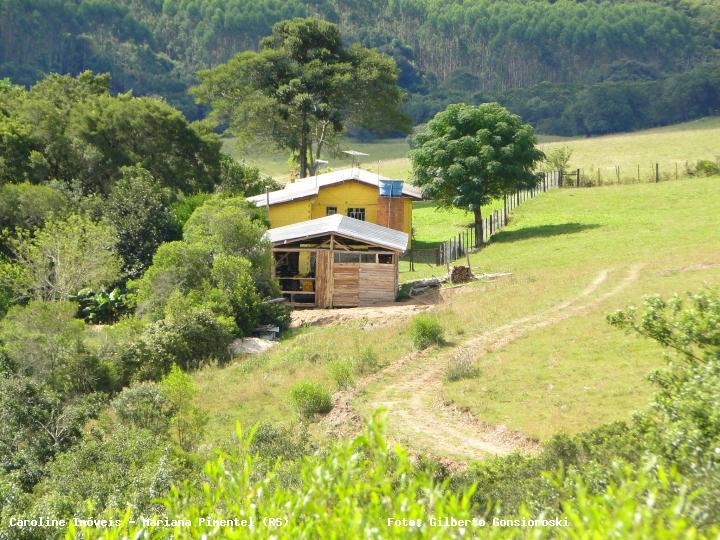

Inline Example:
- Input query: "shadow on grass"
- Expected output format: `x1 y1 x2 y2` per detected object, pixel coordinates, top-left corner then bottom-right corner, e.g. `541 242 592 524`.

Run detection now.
491 222 600 243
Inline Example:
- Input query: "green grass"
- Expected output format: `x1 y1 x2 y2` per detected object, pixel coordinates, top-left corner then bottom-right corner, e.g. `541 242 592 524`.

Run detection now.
193 175 720 452
439 175 720 440
540 116 720 182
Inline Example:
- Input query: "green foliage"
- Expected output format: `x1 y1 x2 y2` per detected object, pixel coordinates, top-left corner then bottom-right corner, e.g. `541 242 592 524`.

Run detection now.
410 103 543 238
1 213 121 302
126 309 233 381
0 300 112 393
159 365 208 451
217 154 282 196
132 241 214 318
289 381 332 418
544 146 573 174
70 416 719 539
0 376 104 490
0 71 222 194
105 166 177 276
256 300 292 332
193 17 409 177
694 159 720 177
0 183 70 249
327 358 354 389
409 313 444 350
31 425 178 519
182 195 270 281
444 350 480 382
71 288 129 325
111 382 172 436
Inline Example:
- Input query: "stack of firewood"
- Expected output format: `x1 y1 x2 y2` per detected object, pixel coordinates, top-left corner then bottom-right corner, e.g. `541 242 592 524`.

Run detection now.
449 265 473 284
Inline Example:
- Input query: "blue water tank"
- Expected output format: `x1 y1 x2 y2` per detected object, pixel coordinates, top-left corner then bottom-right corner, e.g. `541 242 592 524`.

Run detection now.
379 179 404 197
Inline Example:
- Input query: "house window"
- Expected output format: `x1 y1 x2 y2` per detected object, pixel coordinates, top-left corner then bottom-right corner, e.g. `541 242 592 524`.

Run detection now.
347 207 365 220
326 206 337 216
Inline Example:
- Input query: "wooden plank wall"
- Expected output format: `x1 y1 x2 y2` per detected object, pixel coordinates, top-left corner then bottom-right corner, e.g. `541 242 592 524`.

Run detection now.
332 265 360 307
315 250 332 308
358 263 396 305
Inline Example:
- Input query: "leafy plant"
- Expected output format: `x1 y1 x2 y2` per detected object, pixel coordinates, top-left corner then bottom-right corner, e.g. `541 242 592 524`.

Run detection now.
694 160 720 177
289 381 332 418
72 288 128 324
409 314 444 350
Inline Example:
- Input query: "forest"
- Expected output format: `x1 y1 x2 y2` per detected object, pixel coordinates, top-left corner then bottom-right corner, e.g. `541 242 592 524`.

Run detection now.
1 0 719 134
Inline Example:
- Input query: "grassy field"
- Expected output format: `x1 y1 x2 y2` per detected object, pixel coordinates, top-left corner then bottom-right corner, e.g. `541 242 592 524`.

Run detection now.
224 116 720 185
194 175 720 456
540 116 720 182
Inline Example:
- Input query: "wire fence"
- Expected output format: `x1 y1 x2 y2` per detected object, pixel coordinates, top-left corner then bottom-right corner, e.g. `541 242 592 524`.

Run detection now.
400 160 718 272
401 170 563 270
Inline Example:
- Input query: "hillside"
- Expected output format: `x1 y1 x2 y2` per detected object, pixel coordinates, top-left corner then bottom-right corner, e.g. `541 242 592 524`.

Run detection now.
192 175 720 457
2 1 719 133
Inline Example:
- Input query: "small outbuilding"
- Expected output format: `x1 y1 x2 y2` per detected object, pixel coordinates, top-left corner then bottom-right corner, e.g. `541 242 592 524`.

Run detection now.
266 214 408 308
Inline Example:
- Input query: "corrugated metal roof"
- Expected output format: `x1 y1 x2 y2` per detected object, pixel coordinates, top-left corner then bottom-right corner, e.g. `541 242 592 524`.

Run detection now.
265 214 409 252
247 167 423 207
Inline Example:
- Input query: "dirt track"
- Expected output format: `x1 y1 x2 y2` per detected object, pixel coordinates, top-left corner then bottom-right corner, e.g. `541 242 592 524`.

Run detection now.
321 265 641 465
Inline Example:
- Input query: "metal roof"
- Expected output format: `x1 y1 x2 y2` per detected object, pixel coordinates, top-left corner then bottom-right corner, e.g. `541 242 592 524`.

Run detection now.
247 167 423 207
265 214 409 252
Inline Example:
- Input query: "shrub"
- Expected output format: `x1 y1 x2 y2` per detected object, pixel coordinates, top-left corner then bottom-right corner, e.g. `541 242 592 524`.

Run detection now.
111 382 172 435
257 300 292 332
354 346 380 375
289 381 332 418
128 309 233 381
396 282 413 301
409 314 444 349
444 350 480 382
694 159 720 177
327 359 354 389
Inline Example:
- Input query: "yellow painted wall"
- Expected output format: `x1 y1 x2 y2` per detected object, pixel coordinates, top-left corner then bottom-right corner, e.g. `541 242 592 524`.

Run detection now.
268 199 312 228
268 181 414 255
310 182 380 224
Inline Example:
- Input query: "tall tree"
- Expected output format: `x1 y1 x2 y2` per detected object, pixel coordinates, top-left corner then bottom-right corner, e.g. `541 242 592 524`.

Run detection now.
410 103 543 244
192 17 410 178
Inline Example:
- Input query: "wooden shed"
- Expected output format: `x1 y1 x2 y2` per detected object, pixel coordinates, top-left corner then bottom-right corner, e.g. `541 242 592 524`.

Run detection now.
266 214 409 308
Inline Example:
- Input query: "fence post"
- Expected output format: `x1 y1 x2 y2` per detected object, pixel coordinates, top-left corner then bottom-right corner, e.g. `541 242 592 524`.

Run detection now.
503 194 508 224
576 169 580 188
675 163 678 180
655 163 659 183
559 170 564 188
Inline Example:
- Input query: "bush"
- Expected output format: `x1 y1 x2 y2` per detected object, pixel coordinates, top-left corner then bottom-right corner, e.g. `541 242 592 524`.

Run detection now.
409 314 444 349
111 382 172 435
396 282 413 301
354 346 380 375
327 359 354 389
694 159 720 177
289 381 332 418
257 300 292 332
128 309 233 381
444 350 480 382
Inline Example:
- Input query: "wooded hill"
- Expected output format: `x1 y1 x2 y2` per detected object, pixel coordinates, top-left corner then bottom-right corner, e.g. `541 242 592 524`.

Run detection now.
2 0 719 134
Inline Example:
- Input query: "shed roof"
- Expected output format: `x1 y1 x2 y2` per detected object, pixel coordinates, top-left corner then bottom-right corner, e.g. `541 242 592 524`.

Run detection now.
247 167 422 207
265 214 409 252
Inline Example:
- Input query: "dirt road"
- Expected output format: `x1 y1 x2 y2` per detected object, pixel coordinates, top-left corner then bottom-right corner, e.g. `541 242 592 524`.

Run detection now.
322 265 641 465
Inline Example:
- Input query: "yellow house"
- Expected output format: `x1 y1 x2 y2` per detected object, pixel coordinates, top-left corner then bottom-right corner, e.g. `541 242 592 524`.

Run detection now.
247 167 421 275
247 167 421 237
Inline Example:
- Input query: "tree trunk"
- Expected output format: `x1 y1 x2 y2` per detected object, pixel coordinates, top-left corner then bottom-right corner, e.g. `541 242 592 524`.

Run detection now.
298 115 308 178
473 206 483 247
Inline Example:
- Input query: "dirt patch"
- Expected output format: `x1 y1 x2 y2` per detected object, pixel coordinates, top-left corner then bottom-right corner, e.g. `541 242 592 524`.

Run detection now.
290 287 452 328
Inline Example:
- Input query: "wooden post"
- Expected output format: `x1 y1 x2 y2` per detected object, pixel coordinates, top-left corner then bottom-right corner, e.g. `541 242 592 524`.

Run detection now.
637 164 640 182
675 163 678 180
655 163 659 183
576 169 580 188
